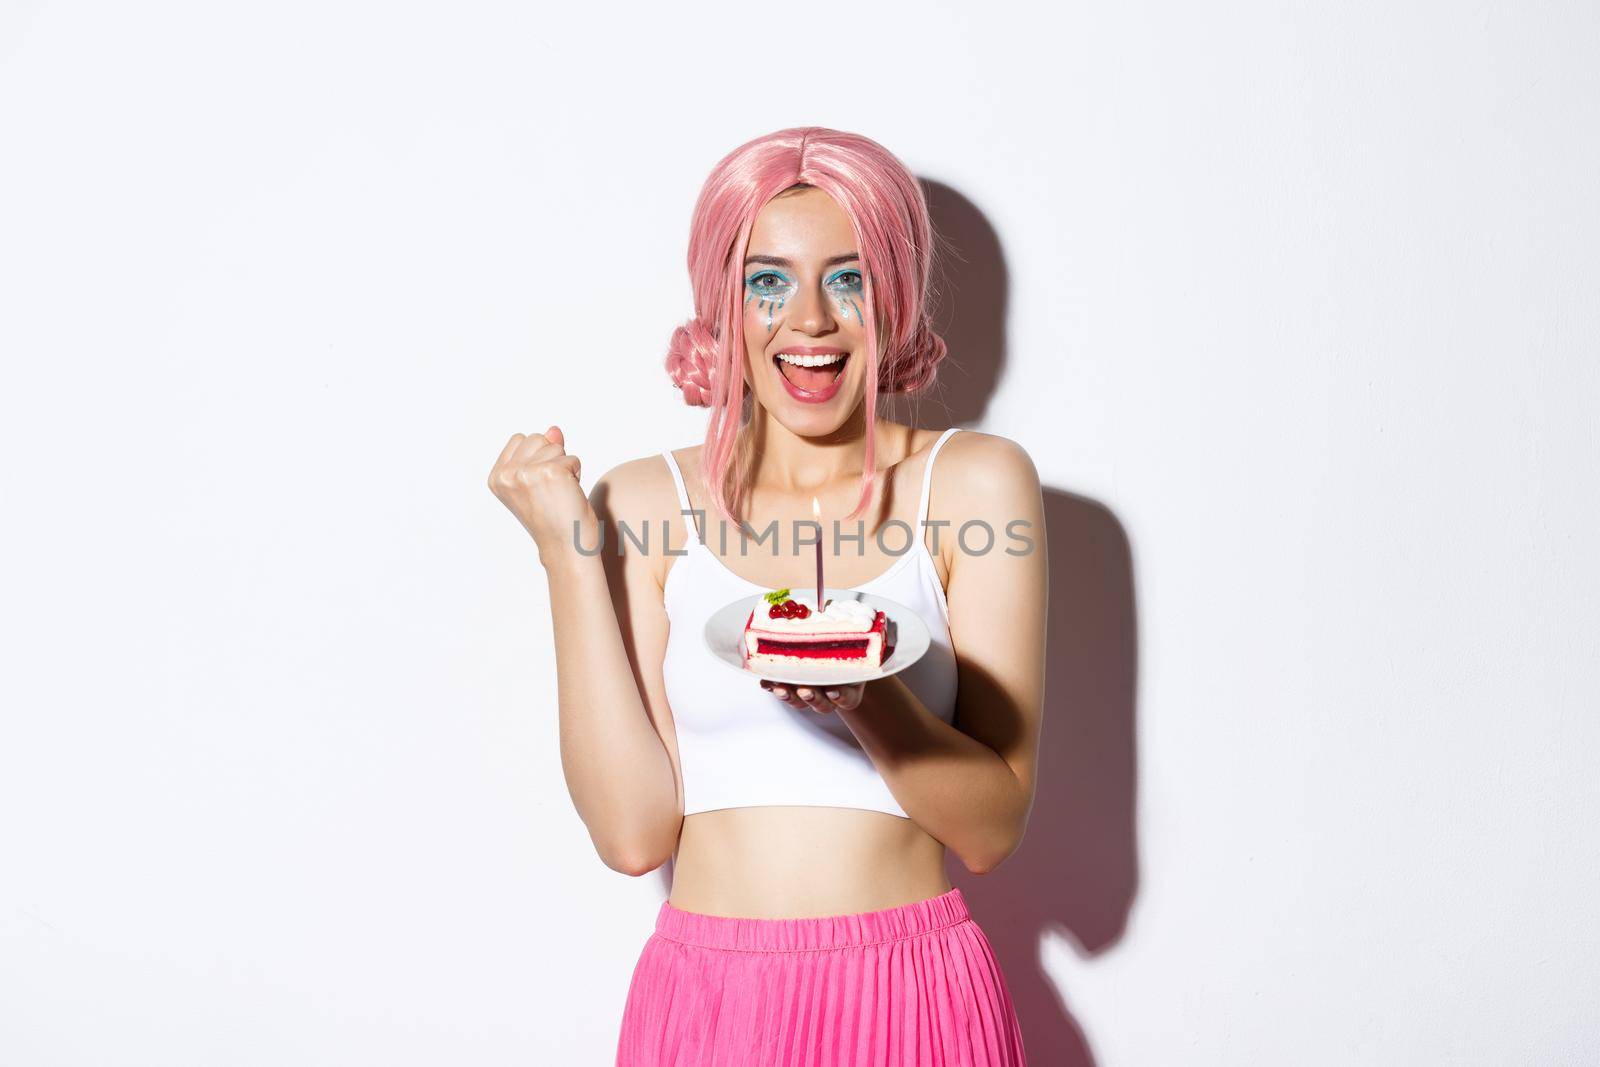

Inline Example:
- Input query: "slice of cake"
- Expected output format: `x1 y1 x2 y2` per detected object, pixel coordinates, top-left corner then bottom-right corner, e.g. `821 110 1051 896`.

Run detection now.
743 588 888 673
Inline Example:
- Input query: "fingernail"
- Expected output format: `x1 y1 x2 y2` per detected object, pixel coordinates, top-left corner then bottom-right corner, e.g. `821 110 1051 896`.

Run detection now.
797 688 812 700
773 688 787 699
825 690 839 700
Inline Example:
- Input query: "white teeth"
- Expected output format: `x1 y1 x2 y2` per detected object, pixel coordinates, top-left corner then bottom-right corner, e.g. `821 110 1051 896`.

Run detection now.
775 351 847 368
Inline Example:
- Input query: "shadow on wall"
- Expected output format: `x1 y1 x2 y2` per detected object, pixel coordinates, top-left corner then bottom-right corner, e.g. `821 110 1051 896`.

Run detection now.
880 180 1009 431
955 485 1139 1067
894 181 1143 1067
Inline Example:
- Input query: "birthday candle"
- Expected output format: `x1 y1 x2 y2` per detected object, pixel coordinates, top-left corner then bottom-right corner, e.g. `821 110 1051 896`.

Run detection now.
812 496 823 611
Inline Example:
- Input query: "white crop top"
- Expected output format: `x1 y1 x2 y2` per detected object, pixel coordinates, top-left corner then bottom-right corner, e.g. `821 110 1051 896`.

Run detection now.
658 426 962 819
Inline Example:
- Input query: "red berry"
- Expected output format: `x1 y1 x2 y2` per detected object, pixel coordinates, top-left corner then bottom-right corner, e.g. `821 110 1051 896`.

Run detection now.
793 603 810 618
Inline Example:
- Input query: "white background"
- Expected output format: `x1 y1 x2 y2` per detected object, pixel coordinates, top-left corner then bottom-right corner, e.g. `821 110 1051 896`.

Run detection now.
3 2 1596 1064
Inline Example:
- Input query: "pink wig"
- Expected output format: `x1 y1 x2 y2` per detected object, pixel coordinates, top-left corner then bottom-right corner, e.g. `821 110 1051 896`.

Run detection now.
663 126 947 530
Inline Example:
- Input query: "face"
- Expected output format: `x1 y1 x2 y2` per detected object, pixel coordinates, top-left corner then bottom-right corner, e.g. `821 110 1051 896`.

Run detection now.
741 186 871 432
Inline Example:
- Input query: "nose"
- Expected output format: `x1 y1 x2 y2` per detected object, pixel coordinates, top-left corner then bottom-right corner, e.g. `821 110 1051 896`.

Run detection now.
789 276 836 336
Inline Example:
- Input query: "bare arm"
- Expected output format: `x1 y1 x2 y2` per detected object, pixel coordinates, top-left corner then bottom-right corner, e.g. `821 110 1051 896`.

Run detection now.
490 429 683 875
789 433 1048 873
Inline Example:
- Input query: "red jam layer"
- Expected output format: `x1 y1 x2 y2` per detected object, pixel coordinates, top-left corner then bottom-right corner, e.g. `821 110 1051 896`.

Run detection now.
754 638 872 660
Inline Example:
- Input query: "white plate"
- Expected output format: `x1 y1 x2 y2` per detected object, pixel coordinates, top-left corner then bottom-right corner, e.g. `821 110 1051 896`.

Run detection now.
702 587 931 686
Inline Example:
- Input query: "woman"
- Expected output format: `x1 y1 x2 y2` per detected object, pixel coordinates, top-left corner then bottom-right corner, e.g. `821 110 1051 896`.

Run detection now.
488 127 1046 1064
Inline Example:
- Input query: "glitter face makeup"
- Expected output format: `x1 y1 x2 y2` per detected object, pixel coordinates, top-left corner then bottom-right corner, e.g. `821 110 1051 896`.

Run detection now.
745 269 797 334
740 186 872 425
824 267 866 325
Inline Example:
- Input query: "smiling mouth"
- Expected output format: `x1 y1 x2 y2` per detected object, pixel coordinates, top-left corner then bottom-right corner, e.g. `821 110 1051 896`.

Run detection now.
773 352 849 392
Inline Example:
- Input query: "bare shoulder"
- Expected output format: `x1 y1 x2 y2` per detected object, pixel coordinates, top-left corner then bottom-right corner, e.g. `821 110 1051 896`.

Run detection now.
937 429 1042 511
588 451 675 518
587 449 693 586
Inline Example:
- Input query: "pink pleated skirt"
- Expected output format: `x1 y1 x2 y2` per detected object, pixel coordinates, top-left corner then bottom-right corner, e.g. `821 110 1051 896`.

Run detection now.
615 886 1027 1066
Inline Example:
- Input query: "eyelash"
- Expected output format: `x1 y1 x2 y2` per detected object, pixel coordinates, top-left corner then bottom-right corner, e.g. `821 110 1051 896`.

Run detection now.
744 269 864 294
746 271 795 296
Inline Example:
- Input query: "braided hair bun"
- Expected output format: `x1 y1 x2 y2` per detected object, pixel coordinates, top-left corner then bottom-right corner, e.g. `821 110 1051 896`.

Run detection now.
664 319 719 407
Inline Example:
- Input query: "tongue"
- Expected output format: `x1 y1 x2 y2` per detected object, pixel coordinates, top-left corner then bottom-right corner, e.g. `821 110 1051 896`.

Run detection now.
782 361 840 392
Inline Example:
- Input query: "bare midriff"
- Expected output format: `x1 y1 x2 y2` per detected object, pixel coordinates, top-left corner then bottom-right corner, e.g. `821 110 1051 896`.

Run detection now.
667 806 953 919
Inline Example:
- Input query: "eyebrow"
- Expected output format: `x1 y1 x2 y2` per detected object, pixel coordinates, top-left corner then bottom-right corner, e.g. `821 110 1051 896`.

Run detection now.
744 252 861 268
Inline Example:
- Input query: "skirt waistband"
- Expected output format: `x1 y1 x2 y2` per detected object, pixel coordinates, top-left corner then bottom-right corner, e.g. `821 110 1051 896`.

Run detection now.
653 887 971 952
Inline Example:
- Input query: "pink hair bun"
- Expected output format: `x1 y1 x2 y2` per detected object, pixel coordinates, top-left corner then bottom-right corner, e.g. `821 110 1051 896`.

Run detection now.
882 320 948 394
665 318 719 407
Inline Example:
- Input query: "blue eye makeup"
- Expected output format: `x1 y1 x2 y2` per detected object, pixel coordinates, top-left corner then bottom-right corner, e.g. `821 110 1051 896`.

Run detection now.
742 265 869 330
824 268 864 293
746 270 798 299
826 268 867 324
745 270 796 332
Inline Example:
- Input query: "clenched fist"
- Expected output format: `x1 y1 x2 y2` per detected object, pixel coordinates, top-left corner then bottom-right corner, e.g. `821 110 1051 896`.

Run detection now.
487 425 600 565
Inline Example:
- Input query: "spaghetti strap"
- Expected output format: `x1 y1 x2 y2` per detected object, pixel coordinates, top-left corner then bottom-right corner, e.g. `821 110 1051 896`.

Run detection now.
659 449 703 545
915 427 963 529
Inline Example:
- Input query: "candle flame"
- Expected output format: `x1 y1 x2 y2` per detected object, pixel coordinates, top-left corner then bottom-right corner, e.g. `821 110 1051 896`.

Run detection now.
811 496 820 519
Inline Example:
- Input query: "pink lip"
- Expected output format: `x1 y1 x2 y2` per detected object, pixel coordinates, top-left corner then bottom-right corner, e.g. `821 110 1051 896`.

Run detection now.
772 348 850 404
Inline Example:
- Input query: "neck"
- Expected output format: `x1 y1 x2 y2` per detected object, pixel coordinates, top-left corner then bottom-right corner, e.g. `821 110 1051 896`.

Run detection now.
743 401 888 495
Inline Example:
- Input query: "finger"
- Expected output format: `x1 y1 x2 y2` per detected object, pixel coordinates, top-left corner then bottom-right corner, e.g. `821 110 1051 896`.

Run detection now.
827 684 865 712
794 687 834 714
493 433 525 471
546 424 565 448
489 434 525 490
771 684 806 710
512 429 565 466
